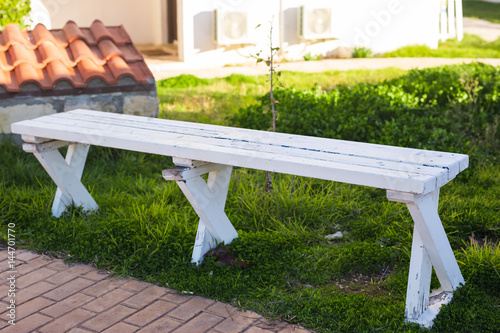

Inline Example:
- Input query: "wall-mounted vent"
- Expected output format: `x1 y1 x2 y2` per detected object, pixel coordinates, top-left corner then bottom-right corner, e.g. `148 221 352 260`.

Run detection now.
214 10 251 45
298 6 335 40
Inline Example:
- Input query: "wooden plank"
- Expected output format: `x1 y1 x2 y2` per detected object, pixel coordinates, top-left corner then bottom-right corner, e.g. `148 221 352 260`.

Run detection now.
74 109 467 165
10 110 469 194
172 157 210 168
165 163 236 264
21 135 52 143
22 140 70 153
14 118 437 193
389 189 464 326
67 110 468 166
391 190 465 292
52 143 91 217
31 149 98 214
13 110 468 171
16 126 421 179
13 112 460 178
174 167 238 249
405 226 432 321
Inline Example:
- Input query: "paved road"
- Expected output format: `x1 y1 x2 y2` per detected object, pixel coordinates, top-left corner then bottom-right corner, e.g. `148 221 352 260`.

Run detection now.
148 57 500 80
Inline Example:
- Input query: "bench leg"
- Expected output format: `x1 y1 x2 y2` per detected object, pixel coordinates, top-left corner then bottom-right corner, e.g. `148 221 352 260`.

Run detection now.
163 161 238 264
23 141 98 217
387 189 464 327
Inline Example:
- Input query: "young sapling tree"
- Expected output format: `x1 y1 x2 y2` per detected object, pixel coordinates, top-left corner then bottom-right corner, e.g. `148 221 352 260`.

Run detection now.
254 17 282 190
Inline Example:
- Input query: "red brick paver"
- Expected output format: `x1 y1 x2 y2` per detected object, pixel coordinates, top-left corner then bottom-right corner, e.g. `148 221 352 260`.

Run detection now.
0 249 313 332
81 305 136 331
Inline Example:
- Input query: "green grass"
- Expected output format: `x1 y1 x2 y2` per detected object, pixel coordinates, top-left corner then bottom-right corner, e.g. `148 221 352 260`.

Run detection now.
2 65 499 332
463 0 500 24
157 69 406 125
382 34 500 58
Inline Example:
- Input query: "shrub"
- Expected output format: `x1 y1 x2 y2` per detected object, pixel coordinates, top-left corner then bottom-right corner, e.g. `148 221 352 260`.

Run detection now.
303 52 322 61
0 0 31 29
235 63 500 156
352 46 372 58
157 74 209 88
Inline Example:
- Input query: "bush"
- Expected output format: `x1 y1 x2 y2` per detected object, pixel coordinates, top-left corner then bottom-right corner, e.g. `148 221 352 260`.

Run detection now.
235 63 500 156
0 0 31 29
157 74 209 88
352 46 372 58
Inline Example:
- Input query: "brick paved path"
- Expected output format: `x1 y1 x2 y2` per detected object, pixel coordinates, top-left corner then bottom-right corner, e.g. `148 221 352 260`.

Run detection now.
0 249 312 333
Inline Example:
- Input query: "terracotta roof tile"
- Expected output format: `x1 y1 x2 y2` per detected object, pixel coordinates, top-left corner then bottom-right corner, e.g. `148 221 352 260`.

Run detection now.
0 51 13 71
39 40 75 67
1 24 34 51
127 62 154 84
32 24 68 48
98 39 123 60
0 69 17 92
96 41 142 62
77 58 109 82
91 20 131 45
62 21 86 44
0 20 154 94
9 43 40 68
47 60 86 87
117 45 143 61
107 55 134 79
15 62 52 90
90 20 114 42
69 39 105 65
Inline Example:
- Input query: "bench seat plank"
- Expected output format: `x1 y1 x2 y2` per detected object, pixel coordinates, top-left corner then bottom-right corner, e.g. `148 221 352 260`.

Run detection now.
17 114 448 181
32 110 467 172
11 110 468 195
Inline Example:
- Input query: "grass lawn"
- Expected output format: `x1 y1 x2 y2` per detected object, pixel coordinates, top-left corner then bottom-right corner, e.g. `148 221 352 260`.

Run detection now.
463 0 500 24
1 64 499 332
382 34 500 58
157 68 406 125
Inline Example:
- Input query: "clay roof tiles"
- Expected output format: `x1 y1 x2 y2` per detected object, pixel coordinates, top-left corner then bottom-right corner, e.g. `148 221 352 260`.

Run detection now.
0 20 153 94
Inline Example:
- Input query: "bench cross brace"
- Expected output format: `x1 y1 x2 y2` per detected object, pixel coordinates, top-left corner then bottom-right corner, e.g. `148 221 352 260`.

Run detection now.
387 189 465 327
163 158 238 264
22 139 98 217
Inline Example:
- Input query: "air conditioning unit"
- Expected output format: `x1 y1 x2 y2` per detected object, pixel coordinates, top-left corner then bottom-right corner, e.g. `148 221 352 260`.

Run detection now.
298 6 335 40
214 9 251 45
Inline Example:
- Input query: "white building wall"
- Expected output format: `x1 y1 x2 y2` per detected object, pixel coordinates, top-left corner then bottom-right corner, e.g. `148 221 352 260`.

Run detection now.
341 0 440 53
181 0 441 64
39 0 163 45
32 0 443 66
178 0 280 65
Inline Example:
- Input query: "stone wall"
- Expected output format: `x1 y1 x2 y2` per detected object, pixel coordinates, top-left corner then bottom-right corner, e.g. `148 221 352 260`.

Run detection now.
0 89 159 141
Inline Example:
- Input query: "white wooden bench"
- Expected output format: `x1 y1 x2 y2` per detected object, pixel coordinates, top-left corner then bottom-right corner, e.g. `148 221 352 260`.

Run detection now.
11 109 468 327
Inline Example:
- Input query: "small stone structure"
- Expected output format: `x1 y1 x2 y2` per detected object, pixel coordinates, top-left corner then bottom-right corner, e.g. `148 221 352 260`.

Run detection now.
0 20 158 141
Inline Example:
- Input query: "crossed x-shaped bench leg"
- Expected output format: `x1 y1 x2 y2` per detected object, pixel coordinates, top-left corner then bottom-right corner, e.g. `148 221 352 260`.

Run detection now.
387 190 465 327
163 161 464 325
163 158 239 264
22 138 98 217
